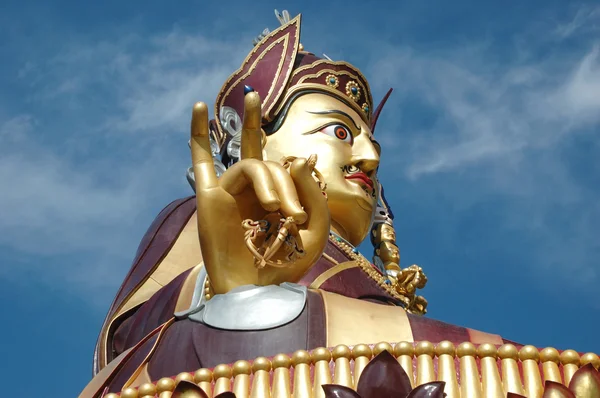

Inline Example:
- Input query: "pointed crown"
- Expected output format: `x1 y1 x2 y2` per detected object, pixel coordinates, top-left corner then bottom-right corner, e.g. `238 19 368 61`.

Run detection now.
214 12 389 139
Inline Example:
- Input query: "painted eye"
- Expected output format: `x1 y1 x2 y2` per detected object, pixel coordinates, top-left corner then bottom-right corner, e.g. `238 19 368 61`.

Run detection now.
320 124 353 144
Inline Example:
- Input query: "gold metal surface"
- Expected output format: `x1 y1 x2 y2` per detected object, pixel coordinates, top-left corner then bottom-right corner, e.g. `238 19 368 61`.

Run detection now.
477 343 504 398
415 341 435 386
435 341 459 398
457 342 482 398
194 368 213 397
191 94 331 294
394 341 415 387
213 364 232 395
250 358 271 398
312 348 332 398
291 350 312 398
561 349 581 385
541 347 562 384
520 345 543 398
332 345 353 388
351 344 372 389
498 344 525 395
272 354 291 398
264 93 378 247
320 290 414 347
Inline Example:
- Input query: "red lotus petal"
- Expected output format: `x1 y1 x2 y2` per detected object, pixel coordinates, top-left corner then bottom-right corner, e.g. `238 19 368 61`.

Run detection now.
322 384 362 398
568 363 600 398
542 381 576 398
356 350 412 398
215 393 237 398
171 380 209 398
405 381 445 398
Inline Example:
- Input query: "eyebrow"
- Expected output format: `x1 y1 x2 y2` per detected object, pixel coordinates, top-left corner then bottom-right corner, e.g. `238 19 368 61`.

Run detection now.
307 110 361 131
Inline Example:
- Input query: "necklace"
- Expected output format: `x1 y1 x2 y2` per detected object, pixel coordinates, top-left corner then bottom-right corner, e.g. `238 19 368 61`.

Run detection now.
328 232 409 306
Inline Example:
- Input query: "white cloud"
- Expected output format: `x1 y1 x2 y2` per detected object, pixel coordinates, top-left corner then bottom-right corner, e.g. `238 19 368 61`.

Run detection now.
27 29 248 135
369 42 600 178
366 6 600 288
0 26 249 297
555 5 600 38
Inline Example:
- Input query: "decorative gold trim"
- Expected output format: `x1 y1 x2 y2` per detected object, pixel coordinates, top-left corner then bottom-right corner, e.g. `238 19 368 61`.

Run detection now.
122 318 176 390
345 81 361 102
110 342 600 398
78 348 134 398
214 14 302 135
321 252 339 266
289 65 371 113
291 59 373 99
309 261 358 289
325 74 339 89
327 235 411 306
219 35 290 118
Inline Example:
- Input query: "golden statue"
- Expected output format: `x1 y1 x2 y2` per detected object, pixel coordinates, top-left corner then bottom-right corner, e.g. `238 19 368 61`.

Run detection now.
80 11 600 398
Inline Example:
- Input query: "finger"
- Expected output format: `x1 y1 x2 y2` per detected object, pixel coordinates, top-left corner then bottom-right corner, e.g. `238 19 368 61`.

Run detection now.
219 159 280 212
289 157 329 231
264 161 308 224
190 102 218 190
240 91 263 161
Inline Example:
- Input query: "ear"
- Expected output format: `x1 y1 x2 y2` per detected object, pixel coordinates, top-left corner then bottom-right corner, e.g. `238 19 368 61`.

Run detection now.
215 15 302 136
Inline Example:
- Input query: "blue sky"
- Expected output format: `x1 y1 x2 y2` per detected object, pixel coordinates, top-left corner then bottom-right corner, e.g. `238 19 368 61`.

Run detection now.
1 0 599 396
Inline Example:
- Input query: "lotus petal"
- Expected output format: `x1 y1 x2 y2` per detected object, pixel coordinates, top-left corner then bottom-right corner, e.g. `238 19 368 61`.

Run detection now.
171 380 210 398
215 393 237 398
405 381 445 398
356 350 413 398
322 384 362 398
568 363 600 398
542 381 576 398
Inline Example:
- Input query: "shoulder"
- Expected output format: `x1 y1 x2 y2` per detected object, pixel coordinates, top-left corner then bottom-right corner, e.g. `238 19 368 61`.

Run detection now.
95 196 199 374
111 196 197 313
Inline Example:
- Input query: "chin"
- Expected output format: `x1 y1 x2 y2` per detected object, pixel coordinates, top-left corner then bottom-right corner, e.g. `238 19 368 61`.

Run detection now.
334 206 374 246
328 188 376 244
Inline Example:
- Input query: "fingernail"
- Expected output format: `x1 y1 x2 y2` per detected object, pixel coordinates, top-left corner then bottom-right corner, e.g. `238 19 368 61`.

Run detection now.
307 154 318 171
244 85 255 95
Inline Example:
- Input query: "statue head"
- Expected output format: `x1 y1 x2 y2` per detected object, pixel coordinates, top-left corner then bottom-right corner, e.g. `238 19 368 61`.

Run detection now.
185 11 427 313
190 12 394 248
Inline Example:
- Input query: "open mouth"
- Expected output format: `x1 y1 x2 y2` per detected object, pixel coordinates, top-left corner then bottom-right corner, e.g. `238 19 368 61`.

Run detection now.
345 172 374 190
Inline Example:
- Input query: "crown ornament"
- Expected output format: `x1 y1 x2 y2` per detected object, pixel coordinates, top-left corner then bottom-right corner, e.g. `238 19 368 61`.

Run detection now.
214 11 375 141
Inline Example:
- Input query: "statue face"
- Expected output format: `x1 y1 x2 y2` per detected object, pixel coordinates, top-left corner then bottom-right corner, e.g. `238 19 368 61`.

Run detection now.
264 92 381 245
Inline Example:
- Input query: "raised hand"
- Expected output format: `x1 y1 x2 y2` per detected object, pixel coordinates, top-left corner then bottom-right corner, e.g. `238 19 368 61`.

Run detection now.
190 92 330 294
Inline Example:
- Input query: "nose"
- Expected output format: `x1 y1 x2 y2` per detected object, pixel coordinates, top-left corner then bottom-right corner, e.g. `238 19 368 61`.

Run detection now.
351 133 380 174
